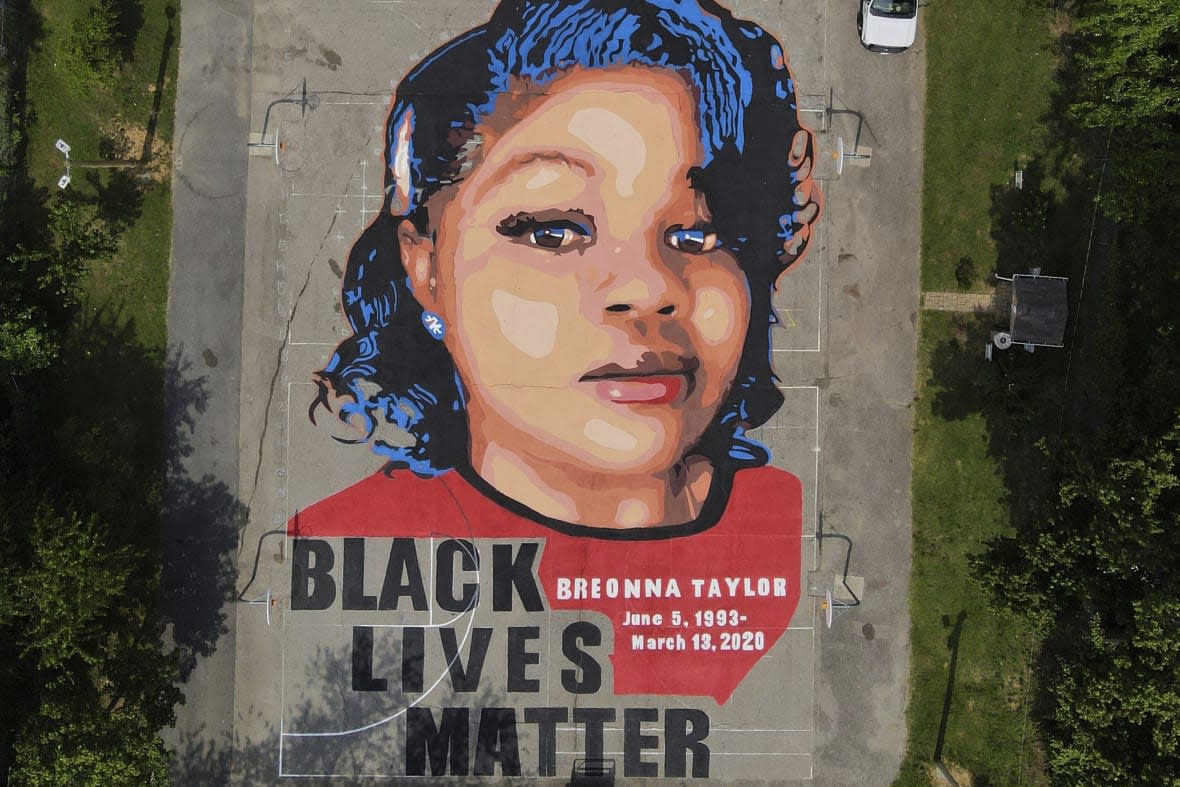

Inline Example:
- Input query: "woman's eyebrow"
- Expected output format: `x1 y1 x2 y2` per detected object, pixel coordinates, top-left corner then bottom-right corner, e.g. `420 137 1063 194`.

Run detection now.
470 149 595 205
497 207 597 234
514 150 595 176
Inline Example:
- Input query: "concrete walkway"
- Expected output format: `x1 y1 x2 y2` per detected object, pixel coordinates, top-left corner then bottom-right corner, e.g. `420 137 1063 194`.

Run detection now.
922 282 1012 319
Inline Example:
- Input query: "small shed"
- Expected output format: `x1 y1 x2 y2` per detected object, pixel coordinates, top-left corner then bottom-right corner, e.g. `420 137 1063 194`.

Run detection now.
1008 274 1068 347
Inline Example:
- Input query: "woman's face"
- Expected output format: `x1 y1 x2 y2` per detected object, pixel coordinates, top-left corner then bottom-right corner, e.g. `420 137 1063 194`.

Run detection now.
402 67 751 477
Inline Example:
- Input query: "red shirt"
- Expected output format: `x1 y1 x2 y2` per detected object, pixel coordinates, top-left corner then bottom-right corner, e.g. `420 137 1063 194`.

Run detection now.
288 465 802 704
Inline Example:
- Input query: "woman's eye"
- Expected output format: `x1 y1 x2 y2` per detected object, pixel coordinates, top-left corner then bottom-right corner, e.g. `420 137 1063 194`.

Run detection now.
496 214 593 252
530 226 581 249
665 225 721 253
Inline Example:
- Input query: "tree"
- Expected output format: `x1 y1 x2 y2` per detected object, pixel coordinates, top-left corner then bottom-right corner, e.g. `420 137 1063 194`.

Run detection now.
0 310 58 375
9 693 173 786
0 201 120 382
1067 0 1180 225
975 420 1179 616
1044 598 1180 785
0 503 182 783
1069 0 1180 131
4 506 132 671
48 199 120 263
973 419 1180 784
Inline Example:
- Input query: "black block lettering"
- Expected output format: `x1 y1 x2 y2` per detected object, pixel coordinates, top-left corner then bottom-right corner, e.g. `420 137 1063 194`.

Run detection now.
343 538 377 610
561 621 602 693
624 708 659 778
440 627 492 691
436 539 478 612
406 707 468 776
573 707 615 761
291 539 335 610
665 708 710 778
401 626 424 693
474 708 521 776
351 626 387 692
492 543 543 611
507 627 541 693
378 538 428 610
525 707 567 777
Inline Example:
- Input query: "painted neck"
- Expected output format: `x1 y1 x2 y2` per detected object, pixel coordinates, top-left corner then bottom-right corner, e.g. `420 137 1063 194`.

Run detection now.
470 441 714 529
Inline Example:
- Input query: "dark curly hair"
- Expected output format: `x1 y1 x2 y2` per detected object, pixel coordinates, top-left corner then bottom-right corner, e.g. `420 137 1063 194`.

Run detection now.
313 0 822 477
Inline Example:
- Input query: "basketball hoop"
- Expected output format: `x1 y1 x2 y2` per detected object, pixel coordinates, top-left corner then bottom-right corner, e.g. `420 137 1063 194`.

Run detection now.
245 585 276 626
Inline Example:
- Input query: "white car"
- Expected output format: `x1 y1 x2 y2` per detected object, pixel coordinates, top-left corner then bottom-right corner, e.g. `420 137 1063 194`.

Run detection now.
858 0 918 53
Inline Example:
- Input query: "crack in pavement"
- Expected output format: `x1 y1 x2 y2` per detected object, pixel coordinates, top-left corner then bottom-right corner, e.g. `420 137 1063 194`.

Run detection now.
241 115 386 550
241 199 345 549
314 89 395 98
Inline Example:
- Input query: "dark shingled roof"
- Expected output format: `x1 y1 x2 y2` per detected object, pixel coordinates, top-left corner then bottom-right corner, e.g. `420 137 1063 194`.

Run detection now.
1010 275 1068 346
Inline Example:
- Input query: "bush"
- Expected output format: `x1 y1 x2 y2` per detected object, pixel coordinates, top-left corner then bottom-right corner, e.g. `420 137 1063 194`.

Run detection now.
954 256 977 290
61 1 122 88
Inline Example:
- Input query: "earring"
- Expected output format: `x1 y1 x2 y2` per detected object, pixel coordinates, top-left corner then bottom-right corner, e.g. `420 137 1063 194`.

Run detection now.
421 310 446 340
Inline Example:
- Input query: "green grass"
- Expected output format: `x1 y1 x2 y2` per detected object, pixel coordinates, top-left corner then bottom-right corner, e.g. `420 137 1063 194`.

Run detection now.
24 0 178 352
899 0 1065 783
85 182 173 349
921 0 1058 291
895 314 1045 786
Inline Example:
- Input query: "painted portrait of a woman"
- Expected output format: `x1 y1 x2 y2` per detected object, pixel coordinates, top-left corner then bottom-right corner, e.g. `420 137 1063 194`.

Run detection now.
289 0 821 703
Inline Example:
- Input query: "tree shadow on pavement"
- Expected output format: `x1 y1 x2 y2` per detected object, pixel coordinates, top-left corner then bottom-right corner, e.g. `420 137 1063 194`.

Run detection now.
159 347 244 681
169 643 540 786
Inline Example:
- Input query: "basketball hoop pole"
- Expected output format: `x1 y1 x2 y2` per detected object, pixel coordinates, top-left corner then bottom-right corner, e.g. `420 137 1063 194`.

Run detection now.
817 525 862 609
817 515 862 628
249 78 318 154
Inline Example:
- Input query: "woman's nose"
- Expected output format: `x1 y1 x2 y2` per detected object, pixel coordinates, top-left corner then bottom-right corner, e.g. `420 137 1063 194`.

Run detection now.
598 246 687 319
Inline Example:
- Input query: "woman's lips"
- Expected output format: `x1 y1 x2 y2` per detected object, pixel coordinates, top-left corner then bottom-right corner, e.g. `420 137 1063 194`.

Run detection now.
579 352 699 405
591 375 686 405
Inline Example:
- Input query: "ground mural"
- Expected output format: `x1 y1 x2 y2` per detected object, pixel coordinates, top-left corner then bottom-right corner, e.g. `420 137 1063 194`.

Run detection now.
280 0 822 779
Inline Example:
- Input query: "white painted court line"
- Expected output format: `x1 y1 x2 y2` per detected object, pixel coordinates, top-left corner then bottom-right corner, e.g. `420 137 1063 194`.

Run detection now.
708 728 814 733
553 751 811 757
359 159 370 230
280 562 482 742
772 216 826 353
287 191 384 199
713 752 812 756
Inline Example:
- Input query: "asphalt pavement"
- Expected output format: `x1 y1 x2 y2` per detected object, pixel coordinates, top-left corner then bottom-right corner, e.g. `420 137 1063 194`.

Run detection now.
161 0 253 781
163 0 924 783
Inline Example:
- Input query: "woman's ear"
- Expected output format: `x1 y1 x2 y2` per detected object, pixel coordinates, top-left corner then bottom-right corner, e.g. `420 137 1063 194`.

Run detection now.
397 219 438 308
